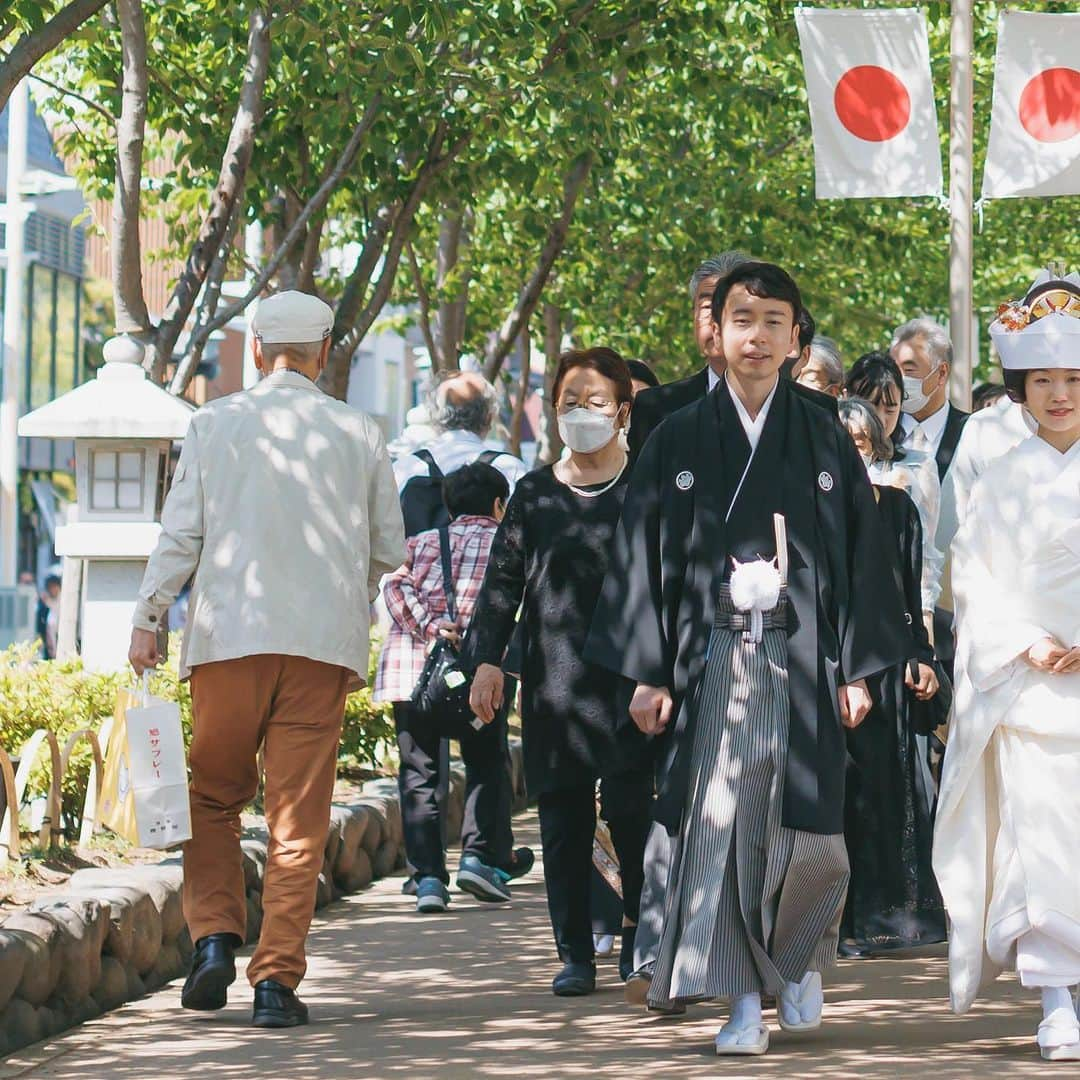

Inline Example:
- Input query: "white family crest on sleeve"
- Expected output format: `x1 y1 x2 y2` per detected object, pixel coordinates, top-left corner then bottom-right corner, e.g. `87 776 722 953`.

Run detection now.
817 471 834 492
675 470 695 491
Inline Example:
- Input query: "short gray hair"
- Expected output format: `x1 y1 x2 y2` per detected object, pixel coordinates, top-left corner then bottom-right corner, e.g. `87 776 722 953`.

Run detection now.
838 396 894 463
891 318 953 369
809 335 844 386
431 371 499 435
688 250 751 301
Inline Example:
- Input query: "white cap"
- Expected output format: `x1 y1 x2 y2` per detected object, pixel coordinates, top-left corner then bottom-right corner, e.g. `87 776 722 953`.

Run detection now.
989 270 1080 371
252 290 334 344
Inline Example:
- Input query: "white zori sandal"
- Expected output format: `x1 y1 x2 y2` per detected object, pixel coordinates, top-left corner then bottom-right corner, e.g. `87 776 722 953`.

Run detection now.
1038 1007 1080 1061
715 993 769 1056
778 970 824 1032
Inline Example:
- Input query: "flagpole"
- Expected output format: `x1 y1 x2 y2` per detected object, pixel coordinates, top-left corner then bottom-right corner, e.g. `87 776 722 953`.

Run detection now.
949 0 974 409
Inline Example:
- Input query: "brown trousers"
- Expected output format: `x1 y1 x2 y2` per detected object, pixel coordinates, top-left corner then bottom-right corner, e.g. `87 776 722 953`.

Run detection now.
185 654 348 988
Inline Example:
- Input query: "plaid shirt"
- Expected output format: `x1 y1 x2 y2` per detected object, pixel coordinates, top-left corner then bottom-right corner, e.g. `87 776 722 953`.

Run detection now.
373 515 498 703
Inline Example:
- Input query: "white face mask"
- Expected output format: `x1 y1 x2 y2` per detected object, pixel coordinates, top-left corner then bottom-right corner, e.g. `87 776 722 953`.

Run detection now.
901 373 931 415
558 408 619 454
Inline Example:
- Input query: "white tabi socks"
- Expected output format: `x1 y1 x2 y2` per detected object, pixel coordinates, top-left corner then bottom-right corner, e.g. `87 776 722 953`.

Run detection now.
714 992 768 1056
778 970 824 1031
1038 986 1080 1061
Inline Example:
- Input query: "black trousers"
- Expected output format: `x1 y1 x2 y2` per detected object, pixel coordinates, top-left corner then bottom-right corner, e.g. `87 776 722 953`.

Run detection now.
395 696 514 885
538 769 652 965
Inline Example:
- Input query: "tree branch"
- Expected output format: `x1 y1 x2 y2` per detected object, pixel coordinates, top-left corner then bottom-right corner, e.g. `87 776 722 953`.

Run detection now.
111 0 151 344
324 125 471 398
29 71 115 127
406 238 442 370
168 193 243 395
152 6 272 380
187 90 383 354
483 150 594 379
0 0 109 114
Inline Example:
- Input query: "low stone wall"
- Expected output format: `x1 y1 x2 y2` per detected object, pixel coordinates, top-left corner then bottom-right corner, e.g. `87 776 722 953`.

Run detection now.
0 740 527 1058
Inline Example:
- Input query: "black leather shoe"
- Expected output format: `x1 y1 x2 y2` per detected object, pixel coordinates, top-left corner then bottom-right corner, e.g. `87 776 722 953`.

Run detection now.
500 847 535 880
181 932 241 1011
552 960 596 997
252 978 310 1028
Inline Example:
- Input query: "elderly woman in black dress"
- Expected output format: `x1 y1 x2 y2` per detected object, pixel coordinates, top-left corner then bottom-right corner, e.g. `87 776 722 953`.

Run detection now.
466 347 651 997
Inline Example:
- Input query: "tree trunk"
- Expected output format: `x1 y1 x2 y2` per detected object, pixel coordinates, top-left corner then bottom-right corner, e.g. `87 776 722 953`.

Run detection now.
111 0 151 347
483 151 593 380
536 303 564 464
436 204 472 370
152 6 271 382
0 0 109 115
508 325 531 458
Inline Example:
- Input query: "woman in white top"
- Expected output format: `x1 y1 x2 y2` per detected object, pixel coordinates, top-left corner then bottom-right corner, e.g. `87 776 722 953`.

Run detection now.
934 270 1080 1062
845 352 943 630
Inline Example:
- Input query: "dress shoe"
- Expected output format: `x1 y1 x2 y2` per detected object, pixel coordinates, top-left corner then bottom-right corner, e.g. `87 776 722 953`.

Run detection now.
498 847 535 881
181 932 241 1011
552 960 596 997
252 978 310 1028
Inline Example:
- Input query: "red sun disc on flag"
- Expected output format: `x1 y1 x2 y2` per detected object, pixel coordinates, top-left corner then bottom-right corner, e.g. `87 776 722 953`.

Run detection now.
1019 67 1080 143
834 65 912 142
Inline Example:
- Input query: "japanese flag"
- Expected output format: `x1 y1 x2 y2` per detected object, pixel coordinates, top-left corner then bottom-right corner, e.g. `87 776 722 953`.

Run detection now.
981 11 1080 200
796 8 943 200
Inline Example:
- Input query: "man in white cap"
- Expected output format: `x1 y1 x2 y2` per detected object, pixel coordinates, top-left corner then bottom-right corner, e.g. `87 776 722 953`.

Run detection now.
129 290 405 1027
934 267 1080 1062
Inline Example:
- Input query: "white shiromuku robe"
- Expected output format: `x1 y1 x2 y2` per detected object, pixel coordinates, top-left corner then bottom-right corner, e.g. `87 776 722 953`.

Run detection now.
934 435 1080 1011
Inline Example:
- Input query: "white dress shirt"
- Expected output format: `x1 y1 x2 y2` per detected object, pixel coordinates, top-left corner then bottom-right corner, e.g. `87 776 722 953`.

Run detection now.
392 429 528 495
134 371 406 680
900 402 950 457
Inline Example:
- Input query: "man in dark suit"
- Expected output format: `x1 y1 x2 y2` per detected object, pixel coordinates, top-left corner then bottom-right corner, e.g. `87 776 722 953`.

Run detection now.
890 318 970 678
890 318 970 481
627 252 748 462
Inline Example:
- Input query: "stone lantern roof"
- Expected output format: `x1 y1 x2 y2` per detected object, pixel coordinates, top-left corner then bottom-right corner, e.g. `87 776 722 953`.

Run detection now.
17 336 194 440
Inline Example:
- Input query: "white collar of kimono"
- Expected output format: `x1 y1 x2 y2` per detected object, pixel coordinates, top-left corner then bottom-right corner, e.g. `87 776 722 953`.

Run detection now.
726 372 779 453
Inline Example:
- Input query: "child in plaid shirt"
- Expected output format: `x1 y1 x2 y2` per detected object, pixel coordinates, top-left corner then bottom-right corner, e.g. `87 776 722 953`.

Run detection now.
375 461 531 912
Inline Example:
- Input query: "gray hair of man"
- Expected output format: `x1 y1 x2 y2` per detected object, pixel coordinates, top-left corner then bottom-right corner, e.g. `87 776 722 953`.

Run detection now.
430 370 499 436
890 317 953 369
809 335 844 386
838 396 894 464
687 250 752 301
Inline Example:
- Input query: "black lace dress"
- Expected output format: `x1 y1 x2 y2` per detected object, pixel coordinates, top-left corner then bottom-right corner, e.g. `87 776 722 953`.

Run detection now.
841 484 946 954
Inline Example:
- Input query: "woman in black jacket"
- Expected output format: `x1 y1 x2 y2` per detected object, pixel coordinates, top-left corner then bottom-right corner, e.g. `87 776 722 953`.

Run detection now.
466 347 651 997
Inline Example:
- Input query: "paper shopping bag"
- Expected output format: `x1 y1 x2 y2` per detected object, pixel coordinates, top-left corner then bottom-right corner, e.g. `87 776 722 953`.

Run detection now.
100 681 191 849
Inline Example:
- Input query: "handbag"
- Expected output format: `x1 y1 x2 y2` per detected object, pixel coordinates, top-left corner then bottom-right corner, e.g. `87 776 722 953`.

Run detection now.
410 525 481 735
906 658 953 737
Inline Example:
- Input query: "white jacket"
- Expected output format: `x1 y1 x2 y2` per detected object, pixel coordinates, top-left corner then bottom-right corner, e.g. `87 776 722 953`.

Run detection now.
134 371 405 680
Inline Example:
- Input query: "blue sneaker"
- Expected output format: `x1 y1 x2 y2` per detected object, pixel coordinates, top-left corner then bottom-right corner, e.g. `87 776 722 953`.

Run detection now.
456 855 512 902
415 876 450 914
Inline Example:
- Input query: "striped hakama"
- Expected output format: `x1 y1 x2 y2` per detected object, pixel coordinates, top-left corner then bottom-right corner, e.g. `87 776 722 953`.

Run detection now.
648 585 849 1007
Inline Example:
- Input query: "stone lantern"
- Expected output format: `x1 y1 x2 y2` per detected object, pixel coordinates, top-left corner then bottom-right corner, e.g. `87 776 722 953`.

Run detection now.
17 336 194 671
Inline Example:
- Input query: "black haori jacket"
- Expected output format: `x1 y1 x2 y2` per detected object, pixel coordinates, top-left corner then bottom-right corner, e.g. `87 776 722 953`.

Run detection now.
586 377 909 836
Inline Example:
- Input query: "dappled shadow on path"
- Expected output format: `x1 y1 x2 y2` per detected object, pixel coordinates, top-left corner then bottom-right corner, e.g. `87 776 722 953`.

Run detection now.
5 812 1050 1079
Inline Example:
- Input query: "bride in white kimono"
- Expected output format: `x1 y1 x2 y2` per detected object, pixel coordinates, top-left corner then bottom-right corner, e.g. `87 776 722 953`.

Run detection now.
934 269 1080 1062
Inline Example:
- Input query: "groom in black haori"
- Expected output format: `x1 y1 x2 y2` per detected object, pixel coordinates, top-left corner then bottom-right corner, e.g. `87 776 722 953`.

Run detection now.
588 262 908 1056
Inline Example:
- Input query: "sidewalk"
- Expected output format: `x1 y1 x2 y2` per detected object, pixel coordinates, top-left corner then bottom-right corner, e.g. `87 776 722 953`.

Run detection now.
2 812 1052 1079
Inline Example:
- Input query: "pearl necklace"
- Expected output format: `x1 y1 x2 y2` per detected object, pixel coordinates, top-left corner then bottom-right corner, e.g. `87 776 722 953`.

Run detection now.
562 454 629 498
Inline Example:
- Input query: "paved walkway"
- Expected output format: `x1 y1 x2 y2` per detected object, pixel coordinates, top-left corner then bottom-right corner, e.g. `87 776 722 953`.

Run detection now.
1 813 1057 1079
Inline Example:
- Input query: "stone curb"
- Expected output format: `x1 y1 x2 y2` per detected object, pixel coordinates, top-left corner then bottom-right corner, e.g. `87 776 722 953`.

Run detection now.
0 738 526 1058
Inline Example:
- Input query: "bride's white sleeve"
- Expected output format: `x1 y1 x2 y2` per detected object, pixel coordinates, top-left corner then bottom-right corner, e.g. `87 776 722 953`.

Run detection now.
951 480 1047 692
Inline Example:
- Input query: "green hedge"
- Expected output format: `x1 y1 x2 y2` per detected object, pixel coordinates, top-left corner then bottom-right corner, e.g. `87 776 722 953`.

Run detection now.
0 634 394 841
